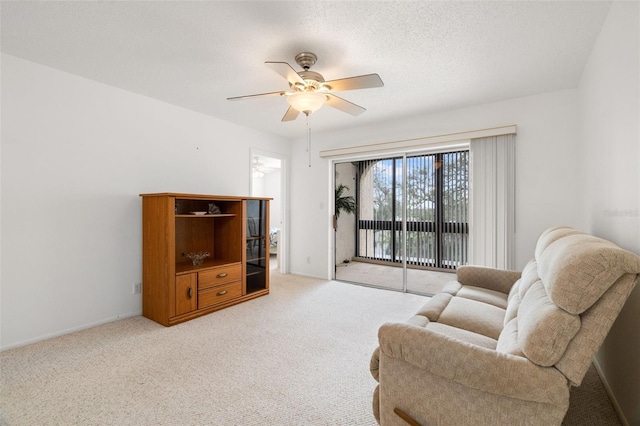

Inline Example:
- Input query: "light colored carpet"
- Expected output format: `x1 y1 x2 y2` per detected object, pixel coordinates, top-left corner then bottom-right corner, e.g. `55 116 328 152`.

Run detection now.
0 272 621 425
564 364 622 426
0 273 426 425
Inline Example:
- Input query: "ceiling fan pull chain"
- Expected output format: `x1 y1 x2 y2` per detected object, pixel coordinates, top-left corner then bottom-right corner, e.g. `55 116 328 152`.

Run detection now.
307 113 311 168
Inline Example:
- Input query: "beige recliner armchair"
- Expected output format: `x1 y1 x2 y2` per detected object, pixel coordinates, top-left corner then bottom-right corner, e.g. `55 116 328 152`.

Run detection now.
370 226 640 425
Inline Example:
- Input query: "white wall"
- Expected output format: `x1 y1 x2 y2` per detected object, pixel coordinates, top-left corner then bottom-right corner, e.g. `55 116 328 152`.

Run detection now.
289 137 334 277
0 54 290 349
290 89 582 278
264 170 282 229
578 2 639 424
252 169 282 229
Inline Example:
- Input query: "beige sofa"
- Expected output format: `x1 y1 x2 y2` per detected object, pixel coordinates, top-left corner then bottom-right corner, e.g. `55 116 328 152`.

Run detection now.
370 226 640 425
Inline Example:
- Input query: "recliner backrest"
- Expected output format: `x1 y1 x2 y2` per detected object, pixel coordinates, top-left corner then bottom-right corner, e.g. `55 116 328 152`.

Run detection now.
496 227 640 385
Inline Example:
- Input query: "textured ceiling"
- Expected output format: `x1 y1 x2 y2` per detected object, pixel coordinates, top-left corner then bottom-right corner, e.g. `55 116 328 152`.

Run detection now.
1 1 611 140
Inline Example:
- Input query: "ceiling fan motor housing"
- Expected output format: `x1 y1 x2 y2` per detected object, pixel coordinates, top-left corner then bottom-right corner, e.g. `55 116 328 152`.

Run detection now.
295 52 317 70
298 71 324 83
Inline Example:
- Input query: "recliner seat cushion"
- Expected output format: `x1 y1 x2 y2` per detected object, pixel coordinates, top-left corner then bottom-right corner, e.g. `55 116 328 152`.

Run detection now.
426 322 498 349
437 297 505 340
443 282 508 309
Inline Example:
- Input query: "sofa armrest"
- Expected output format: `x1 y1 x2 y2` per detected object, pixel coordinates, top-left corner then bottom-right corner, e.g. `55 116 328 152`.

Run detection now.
378 322 568 405
456 265 521 294
370 346 381 381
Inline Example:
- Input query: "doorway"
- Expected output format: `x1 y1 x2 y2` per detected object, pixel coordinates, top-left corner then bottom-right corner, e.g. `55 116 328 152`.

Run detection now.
250 149 287 274
334 150 469 295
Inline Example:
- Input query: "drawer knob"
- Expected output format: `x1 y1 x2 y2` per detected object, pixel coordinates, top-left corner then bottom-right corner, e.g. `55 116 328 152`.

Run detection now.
217 290 228 296
217 273 228 278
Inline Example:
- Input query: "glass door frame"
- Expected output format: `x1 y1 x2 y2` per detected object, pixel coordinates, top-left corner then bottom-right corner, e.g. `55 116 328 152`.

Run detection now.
331 145 469 295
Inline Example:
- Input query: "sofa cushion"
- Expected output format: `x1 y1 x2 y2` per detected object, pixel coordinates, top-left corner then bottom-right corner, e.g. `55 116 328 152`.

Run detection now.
517 281 581 366
534 226 583 260
538 234 640 315
501 260 541 327
443 282 508 309
414 293 452 321
519 260 539 293
426 322 498 349
496 318 524 357
370 346 381 381
503 285 521 325
437 297 505 340
407 315 429 328
441 281 461 294
455 265 521 294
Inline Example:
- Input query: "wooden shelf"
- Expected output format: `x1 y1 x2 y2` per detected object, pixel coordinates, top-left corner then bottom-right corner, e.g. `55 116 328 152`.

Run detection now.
175 214 236 218
141 193 270 327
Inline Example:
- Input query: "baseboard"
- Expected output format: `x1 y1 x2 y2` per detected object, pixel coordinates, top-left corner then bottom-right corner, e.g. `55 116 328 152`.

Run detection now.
288 269 328 280
0 311 142 352
593 359 629 426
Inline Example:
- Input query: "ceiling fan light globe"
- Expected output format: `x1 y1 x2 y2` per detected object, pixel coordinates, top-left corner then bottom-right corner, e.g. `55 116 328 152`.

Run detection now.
287 91 327 114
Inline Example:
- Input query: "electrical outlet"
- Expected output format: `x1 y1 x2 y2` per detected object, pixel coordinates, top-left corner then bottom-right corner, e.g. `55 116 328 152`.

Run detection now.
133 282 141 295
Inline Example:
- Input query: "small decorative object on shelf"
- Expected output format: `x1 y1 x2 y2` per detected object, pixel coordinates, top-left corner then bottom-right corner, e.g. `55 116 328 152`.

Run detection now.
208 203 221 215
185 251 210 265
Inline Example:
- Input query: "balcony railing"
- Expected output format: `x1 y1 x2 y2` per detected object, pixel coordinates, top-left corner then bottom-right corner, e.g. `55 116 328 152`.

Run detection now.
357 220 468 270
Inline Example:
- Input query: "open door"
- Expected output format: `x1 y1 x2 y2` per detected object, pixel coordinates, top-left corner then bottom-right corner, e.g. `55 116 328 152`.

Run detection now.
250 150 287 274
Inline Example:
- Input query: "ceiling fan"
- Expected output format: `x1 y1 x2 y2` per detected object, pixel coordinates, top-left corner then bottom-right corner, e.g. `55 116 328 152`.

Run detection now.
227 52 384 122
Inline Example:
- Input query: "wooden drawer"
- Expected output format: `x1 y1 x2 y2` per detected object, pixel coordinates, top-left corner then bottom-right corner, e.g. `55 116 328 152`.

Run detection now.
198 281 242 309
198 264 242 290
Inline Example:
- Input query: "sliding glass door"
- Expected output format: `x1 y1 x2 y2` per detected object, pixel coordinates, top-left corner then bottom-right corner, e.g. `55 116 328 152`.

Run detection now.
334 149 468 294
404 151 468 293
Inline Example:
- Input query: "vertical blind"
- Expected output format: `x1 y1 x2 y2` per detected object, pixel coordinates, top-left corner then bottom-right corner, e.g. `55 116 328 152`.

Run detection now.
469 134 516 269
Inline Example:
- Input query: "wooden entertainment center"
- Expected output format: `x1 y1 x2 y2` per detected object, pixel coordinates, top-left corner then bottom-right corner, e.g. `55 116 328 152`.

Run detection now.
140 193 270 326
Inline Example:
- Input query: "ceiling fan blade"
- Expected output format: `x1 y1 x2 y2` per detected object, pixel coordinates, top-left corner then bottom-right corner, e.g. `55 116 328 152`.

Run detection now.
281 106 300 122
323 74 384 92
227 91 286 101
325 94 366 116
265 61 306 86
